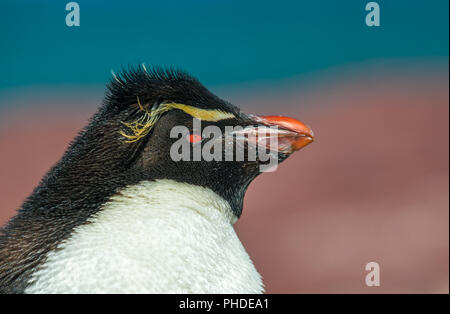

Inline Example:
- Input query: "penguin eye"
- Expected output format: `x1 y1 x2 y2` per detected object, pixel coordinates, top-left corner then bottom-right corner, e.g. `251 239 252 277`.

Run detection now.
188 133 202 143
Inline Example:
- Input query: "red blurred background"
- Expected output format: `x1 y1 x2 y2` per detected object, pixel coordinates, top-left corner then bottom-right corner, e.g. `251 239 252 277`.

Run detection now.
1 65 448 293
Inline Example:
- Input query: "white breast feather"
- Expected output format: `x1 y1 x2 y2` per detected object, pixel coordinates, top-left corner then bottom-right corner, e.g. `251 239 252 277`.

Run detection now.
25 179 264 294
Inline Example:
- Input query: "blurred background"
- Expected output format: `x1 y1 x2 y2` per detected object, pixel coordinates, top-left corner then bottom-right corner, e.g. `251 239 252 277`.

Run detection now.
0 0 448 293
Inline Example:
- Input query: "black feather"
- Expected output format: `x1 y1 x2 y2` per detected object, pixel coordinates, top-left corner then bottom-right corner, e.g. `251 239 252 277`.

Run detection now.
0 65 252 293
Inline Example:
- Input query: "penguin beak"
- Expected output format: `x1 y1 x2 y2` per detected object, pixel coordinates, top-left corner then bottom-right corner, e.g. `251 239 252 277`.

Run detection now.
232 114 314 155
255 115 314 153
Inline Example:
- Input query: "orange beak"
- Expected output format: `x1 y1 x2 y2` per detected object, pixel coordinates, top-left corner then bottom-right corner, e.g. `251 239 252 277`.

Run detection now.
254 115 314 153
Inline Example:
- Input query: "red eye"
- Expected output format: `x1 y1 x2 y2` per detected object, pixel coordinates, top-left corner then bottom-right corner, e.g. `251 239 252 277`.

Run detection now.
189 133 202 143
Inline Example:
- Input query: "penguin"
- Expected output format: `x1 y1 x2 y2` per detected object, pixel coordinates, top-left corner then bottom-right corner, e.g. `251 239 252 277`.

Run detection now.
0 66 314 294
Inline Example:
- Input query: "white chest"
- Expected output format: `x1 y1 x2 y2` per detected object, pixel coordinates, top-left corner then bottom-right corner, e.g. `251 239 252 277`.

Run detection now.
25 180 263 294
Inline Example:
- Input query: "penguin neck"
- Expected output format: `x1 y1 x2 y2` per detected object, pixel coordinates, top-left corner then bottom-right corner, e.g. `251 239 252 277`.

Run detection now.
25 179 263 293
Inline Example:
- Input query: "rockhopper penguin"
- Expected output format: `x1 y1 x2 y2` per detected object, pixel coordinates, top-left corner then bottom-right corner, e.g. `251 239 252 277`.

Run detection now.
0 66 314 293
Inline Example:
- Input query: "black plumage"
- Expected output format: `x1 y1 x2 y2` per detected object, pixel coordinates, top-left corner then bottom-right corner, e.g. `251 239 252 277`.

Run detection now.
0 66 267 293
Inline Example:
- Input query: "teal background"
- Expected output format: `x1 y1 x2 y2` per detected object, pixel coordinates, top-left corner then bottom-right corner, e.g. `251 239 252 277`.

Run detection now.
0 0 448 94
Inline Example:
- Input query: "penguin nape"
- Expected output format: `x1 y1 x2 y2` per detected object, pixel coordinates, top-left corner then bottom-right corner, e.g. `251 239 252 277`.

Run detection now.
0 66 314 294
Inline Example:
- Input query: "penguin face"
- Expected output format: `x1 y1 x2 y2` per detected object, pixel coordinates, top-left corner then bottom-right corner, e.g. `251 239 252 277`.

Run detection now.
0 66 314 293
108 67 314 217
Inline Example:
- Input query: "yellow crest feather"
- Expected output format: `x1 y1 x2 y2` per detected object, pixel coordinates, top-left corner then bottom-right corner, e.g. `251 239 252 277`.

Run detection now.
119 99 235 143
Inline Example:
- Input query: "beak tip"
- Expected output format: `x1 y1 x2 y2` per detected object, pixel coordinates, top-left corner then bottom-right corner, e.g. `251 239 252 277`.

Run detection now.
292 135 314 151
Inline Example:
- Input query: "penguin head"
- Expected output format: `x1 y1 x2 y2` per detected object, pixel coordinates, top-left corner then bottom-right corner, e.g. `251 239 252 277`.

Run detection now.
99 66 314 218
